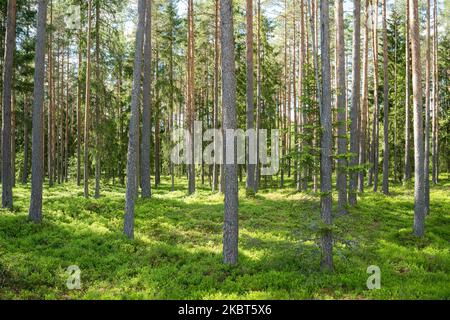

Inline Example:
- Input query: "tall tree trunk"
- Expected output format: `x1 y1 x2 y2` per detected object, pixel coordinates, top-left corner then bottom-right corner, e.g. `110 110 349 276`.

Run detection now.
94 0 101 198
382 0 389 195
300 0 308 191
154 45 160 188
11 88 16 187
431 0 438 185
335 0 347 213
255 0 261 193
212 0 220 192
404 0 412 183
124 0 146 239
76 27 82 186
28 0 47 223
64 48 69 182
245 0 255 193
320 0 333 271
22 95 29 184
409 0 425 237
281 0 288 189
308 0 321 193
169 1 175 192
424 0 431 214
187 0 195 195
141 0 152 198
349 0 361 206
47 2 54 187
371 0 380 192
2 0 16 209
393 17 398 182
84 0 93 198
221 0 238 266
358 0 370 193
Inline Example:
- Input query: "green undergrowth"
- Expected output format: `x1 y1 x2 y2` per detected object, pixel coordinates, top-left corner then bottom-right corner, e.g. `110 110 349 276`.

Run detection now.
0 177 449 300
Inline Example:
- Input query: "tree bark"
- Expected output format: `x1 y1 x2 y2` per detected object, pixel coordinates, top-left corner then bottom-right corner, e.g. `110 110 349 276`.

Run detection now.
28 0 47 223
124 0 146 239
22 95 29 184
335 0 347 213
404 0 412 183
245 0 255 193
187 0 195 195
320 0 333 271
94 0 101 198
141 0 152 198
84 0 93 198
221 0 239 266
358 0 370 193
424 0 431 214
431 0 438 185
409 0 425 237
11 88 16 187
382 0 389 195
1 0 16 209
76 27 82 186
371 0 379 192
212 0 220 192
349 0 361 206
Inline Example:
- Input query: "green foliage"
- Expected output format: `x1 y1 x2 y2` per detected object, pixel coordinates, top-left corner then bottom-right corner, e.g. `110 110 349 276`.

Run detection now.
0 178 449 299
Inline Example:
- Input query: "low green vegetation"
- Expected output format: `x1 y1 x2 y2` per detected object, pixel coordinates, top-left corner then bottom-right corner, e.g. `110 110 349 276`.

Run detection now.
0 178 449 300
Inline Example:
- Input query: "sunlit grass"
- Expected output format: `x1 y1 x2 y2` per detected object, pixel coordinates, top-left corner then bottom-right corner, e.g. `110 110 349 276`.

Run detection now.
0 176 448 299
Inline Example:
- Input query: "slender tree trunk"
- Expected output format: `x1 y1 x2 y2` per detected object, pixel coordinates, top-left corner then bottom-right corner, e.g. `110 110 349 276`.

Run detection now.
308 0 321 193
64 49 69 182
300 0 308 191
124 0 146 239
28 0 47 223
409 0 425 237
76 27 82 186
1 0 16 209
320 0 333 271
94 0 101 198
141 0 152 198
371 0 380 192
169 2 175 192
281 0 288 189
221 0 238 266
431 0 438 184
11 88 16 187
212 0 220 192
255 0 261 193
349 0 361 206
245 0 255 193
48 3 54 187
358 0 370 193
335 0 347 213
404 0 412 183
22 95 29 184
293 0 299 191
394 18 398 182
117 63 124 185
187 0 195 195
424 0 431 214
154 46 160 188
382 0 389 195
84 0 93 198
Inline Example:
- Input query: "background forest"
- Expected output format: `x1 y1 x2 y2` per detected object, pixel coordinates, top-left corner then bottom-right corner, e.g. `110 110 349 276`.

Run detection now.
0 0 449 300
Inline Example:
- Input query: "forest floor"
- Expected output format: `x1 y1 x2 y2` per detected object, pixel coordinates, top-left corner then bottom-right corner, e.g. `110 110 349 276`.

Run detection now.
0 177 449 300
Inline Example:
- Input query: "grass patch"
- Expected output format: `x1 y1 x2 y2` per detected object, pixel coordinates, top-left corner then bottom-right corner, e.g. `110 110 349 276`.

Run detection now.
0 177 449 299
